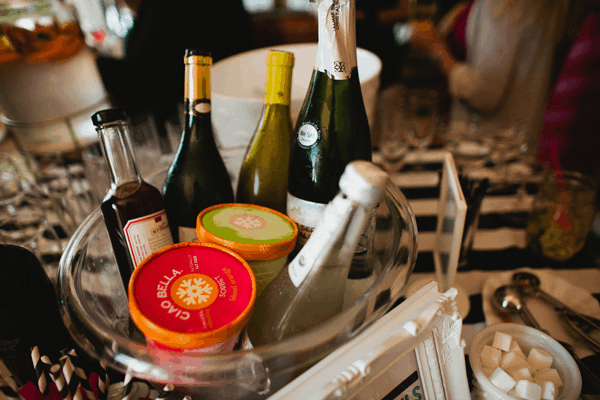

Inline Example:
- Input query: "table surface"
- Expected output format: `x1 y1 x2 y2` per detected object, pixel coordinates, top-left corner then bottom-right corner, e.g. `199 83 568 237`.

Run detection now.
374 147 600 397
1 139 599 398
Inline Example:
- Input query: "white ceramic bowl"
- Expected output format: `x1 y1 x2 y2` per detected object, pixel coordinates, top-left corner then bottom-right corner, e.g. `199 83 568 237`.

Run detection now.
468 323 582 400
211 43 382 187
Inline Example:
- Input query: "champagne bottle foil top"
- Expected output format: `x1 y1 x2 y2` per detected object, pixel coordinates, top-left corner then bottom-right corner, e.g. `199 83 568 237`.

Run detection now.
196 203 298 261
91 108 127 126
128 242 256 351
266 50 295 67
314 0 357 80
339 161 389 206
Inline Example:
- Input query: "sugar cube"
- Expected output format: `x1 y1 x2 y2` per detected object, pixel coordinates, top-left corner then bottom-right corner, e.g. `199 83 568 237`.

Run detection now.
509 340 526 358
507 388 523 399
510 366 533 382
538 380 556 400
492 331 513 351
489 367 516 393
515 380 542 400
501 351 532 371
482 367 496 377
534 368 563 388
481 344 502 368
527 348 553 371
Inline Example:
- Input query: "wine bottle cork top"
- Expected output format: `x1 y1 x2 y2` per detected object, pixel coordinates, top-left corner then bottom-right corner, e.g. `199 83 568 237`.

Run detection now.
197 203 298 261
339 161 389 205
267 50 295 67
91 108 127 126
184 49 211 66
128 242 256 351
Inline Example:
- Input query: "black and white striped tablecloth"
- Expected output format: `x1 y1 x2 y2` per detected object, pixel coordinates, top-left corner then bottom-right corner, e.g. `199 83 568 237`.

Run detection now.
373 148 600 392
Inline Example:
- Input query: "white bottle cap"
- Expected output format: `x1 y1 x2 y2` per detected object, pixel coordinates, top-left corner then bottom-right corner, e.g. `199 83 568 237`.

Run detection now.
339 161 389 206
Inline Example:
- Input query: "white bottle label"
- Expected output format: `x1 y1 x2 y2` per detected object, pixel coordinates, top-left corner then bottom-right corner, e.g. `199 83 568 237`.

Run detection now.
178 226 199 243
315 0 357 80
287 192 327 247
124 210 173 267
288 195 353 287
297 123 319 147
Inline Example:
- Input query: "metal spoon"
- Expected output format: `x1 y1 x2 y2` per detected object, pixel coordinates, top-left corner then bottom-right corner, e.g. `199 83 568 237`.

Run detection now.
493 284 600 396
512 272 600 350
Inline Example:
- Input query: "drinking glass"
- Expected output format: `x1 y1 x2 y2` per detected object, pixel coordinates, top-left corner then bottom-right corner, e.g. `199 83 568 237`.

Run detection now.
128 114 165 178
405 88 439 168
445 112 492 172
526 171 597 262
378 84 410 172
82 140 110 204
22 150 96 235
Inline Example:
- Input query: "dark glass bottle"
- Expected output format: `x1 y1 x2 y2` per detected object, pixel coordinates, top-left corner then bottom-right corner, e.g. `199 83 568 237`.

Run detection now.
163 49 234 243
0 244 78 387
287 0 372 249
236 50 295 214
92 108 173 292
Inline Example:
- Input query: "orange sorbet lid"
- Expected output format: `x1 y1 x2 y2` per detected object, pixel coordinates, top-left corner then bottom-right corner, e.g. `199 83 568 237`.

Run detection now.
196 203 298 261
128 242 256 350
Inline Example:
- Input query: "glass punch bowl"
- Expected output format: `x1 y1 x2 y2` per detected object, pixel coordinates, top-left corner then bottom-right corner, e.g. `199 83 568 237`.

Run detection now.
57 169 418 400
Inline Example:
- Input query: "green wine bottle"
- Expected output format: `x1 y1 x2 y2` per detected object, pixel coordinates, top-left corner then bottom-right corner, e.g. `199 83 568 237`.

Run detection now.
287 0 372 248
236 50 295 214
163 49 234 243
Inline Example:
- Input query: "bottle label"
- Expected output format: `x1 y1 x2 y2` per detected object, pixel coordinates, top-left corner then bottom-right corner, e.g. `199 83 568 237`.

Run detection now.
297 123 320 147
178 226 199 242
287 192 327 247
288 194 353 287
124 210 174 267
315 0 357 80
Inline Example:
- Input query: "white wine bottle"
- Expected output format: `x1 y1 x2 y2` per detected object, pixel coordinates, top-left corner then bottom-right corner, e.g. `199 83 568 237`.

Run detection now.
236 50 295 214
246 161 388 347
163 49 234 243
287 0 372 250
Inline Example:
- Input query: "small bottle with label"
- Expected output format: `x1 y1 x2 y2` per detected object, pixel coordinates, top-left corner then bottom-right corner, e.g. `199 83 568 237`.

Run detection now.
92 108 174 292
246 161 389 348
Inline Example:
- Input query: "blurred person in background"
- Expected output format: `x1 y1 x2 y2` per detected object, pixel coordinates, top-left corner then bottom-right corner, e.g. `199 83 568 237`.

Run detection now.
96 0 253 153
408 0 597 164
535 11 600 185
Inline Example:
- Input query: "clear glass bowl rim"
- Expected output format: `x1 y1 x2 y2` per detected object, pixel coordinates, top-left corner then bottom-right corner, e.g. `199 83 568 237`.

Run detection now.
56 168 418 386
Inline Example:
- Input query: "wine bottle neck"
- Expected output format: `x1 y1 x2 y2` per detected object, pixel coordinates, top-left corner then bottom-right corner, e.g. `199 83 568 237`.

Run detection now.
264 51 294 105
314 0 358 80
97 120 142 189
184 54 211 103
181 53 216 143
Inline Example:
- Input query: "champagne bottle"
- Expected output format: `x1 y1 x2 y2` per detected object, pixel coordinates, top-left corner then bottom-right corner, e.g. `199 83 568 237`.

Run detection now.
236 50 295 214
92 108 174 292
246 161 388 347
163 49 234 243
287 0 372 250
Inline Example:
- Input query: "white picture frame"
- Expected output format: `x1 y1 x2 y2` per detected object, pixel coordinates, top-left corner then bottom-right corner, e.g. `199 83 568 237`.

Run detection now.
269 282 470 400
434 152 467 293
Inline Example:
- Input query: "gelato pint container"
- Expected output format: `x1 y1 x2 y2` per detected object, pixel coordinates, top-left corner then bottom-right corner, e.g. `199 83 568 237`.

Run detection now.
128 242 256 353
196 203 297 297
